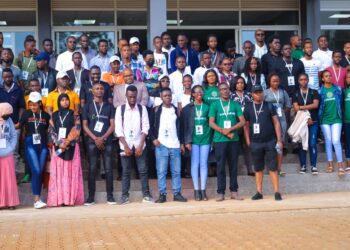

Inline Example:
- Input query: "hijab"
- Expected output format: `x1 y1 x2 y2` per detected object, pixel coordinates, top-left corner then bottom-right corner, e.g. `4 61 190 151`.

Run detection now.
0 103 13 125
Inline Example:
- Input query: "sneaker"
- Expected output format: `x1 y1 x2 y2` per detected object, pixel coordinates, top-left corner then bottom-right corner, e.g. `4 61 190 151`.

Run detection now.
155 194 166 203
173 193 187 202
279 170 286 177
34 200 47 209
118 196 130 205
251 192 263 200
216 193 225 202
107 196 117 205
142 196 154 203
21 174 31 183
275 192 282 201
84 197 95 206
311 166 318 175
299 165 307 174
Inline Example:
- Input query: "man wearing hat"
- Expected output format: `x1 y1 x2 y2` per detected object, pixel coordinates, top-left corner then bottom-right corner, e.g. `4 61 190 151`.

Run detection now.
102 55 124 86
129 37 144 66
46 71 80 116
66 51 90 95
31 52 57 97
243 85 283 201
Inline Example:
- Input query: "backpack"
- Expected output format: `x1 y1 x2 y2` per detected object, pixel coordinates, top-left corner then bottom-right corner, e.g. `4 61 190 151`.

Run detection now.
121 104 143 130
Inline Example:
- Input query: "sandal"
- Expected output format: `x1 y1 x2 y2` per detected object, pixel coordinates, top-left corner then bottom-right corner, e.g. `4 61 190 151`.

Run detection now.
326 165 334 173
338 167 345 177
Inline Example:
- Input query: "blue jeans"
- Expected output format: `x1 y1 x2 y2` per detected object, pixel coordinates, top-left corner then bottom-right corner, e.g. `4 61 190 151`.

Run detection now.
344 123 350 160
321 123 343 163
25 136 48 196
298 122 318 167
191 144 210 190
155 144 181 195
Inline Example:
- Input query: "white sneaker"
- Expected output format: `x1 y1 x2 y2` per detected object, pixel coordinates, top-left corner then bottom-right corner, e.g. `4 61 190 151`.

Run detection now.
34 200 47 209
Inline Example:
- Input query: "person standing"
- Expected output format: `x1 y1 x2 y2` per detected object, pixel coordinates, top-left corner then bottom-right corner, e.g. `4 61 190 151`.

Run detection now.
312 35 333 71
102 55 124 86
224 40 242 64
318 70 344 176
218 58 237 86
193 52 215 86
153 36 168 76
169 55 192 104
253 29 268 59
129 37 144 66
116 38 128 58
261 35 281 80
209 82 246 201
243 85 283 201
325 50 348 89
200 34 225 68
115 85 153 204
83 82 116 205
241 57 266 92
42 38 58 69
343 71 350 171
66 52 90 95
89 39 111 75
340 42 350 69
181 85 211 200
161 32 175 74
0 48 23 88
290 35 304 60
177 74 193 113
0 103 19 210
203 69 220 106
119 45 143 81
232 41 255 76
149 87 187 203
20 92 50 208
77 34 97 66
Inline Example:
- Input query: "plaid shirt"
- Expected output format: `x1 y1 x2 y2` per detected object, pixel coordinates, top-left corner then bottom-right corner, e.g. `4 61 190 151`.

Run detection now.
120 59 143 81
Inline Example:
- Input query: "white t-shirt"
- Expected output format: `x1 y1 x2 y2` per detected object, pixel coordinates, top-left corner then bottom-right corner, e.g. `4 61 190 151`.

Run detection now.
193 66 219 86
154 51 168 75
178 93 191 109
300 57 322 90
312 48 333 71
158 106 180 148
55 50 89 72
169 66 192 105
254 43 268 59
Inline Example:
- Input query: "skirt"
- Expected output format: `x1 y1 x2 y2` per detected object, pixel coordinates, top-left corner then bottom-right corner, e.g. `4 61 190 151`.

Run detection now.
47 144 85 207
0 155 20 208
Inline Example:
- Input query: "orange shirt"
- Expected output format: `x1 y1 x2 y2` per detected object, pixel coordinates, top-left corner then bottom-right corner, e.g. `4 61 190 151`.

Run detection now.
25 94 47 111
102 71 124 86
46 88 80 112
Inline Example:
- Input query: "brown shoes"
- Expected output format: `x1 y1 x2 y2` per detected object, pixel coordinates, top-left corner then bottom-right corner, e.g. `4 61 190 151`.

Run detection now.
216 194 225 202
231 192 244 200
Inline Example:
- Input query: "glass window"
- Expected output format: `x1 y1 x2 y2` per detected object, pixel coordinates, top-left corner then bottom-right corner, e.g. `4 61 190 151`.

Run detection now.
167 11 178 26
0 11 36 26
53 11 114 26
117 11 147 26
54 32 115 54
2 32 36 55
242 11 299 25
179 11 239 26
322 29 350 50
321 11 350 25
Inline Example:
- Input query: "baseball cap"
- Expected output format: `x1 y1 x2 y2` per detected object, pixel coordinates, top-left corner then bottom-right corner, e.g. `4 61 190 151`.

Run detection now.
109 55 121 63
28 92 42 103
251 85 264 93
56 71 70 80
129 37 140 44
34 52 50 61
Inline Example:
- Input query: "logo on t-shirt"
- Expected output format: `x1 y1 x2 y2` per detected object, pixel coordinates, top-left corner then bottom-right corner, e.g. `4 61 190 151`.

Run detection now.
211 91 218 97
326 92 333 98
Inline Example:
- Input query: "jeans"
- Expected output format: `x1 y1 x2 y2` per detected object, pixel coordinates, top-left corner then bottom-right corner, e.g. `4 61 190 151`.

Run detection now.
87 141 114 198
321 123 343 163
155 144 181 195
25 136 48 196
344 123 350 160
214 141 240 194
121 149 150 197
298 122 318 167
191 144 210 190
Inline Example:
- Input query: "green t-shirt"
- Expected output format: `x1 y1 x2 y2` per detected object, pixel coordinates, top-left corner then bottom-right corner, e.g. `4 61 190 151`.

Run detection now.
209 99 243 142
192 103 211 145
203 85 220 106
291 48 304 60
344 88 350 123
321 86 342 124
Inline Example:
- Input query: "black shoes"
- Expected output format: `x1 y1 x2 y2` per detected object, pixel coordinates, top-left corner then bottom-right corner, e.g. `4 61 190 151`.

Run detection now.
275 192 282 201
251 192 263 200
174 193 187 202
155 194 167 203
84 197 95 206
201 190 208 201
194 190 202 201
299 165 306 174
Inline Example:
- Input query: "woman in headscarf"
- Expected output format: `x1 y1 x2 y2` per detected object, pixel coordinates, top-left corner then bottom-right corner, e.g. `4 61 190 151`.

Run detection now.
47 94 84 207
0 103 19 209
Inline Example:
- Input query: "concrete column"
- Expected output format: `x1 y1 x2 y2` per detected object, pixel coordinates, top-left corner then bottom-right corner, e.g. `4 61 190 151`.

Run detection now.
304 0 321 46
147 0 167 49
37 0 52 48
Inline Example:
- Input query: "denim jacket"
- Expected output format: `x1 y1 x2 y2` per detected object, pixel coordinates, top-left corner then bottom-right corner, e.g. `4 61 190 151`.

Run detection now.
318 85 343 120
0 118 17 157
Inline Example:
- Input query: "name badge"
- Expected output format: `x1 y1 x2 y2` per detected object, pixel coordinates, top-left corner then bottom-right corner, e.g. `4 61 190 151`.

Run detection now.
287 76 295 86
276 107 283 117
58 127 67 139
22 70 29 80
253 123 260 134
195 125 203 135
224 120 231 129
32 134 41 145
94 121 104 133
74 88 80 95
241 106 245 112
0 138 6 148
41 88 48 97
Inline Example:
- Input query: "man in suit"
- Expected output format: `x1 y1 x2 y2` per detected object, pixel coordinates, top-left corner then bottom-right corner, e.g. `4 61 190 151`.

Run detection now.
113 68 149 108
66 52 90 96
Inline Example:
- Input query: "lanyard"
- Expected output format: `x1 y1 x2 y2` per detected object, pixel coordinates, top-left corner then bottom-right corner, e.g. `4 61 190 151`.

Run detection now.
250 74 256 86
271 89 280 103
59 111 69 127
195 103 203 119
219 99 230 119
209 50 218 65
0 124 5 138
346 56 350 65
33 111 41 133
283 59 293 75
236 91 244 106
332 66 341 84
93 101 103 121
23 53 33 71
74 69 82 88
253 101 264 123
300 88 309 105
41 71 48 88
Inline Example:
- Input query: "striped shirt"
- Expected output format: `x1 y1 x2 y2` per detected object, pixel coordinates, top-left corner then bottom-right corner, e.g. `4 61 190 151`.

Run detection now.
300 57 322 90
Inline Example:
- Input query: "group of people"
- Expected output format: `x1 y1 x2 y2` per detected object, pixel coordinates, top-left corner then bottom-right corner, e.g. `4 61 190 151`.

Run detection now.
1 29 350 210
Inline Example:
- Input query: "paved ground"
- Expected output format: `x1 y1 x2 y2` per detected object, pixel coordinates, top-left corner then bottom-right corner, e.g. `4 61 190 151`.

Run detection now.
1 192 350 250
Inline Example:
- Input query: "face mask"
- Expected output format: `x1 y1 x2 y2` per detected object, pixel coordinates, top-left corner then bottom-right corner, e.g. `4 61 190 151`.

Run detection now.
2 115 11 120
146 59 154 67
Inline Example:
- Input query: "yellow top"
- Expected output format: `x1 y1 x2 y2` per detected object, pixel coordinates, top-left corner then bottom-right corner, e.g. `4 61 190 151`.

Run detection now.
25 94 47 111
46 88 80 112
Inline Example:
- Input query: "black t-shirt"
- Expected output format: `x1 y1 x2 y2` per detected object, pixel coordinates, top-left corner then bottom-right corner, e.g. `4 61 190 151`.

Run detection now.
82 101 115 143
20 110 50 142
244 102 276 143
292 88 319 122
79 81 112 103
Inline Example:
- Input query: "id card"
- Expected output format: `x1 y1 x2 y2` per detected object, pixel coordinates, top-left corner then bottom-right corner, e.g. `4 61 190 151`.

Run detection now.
195 125 203 135
287 76 295 86
74 88 80 95
94 121 104 132
0 138 6 149
41 88 48 97
32 134 41 145
276 107 282 117
58 127 67 139
22 71 29 80
224 120 231 129
253 123 260 134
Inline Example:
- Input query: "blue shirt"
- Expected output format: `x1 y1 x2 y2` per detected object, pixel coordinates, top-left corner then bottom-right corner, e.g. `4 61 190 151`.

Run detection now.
120 59 143 81
0 82 25 124
89 54 111 73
